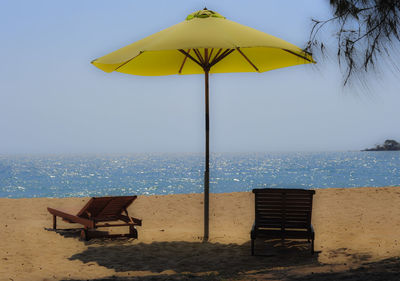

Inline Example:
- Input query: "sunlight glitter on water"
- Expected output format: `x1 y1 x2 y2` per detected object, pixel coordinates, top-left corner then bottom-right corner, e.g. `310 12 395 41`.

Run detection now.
0 152 399 198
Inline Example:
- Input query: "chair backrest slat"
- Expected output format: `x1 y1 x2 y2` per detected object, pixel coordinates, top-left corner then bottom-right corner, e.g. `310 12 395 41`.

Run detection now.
253 188 315 230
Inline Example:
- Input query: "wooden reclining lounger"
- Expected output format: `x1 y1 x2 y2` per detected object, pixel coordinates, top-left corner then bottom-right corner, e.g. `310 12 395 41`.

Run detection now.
47 196 142 240
251 188 315 255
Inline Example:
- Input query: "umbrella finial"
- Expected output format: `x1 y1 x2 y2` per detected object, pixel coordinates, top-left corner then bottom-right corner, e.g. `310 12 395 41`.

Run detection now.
186 9 225 20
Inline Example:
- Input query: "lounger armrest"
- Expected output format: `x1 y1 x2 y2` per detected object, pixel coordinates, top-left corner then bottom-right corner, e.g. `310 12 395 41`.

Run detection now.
47 207 94 228
118 214 142 226
131 217 142 226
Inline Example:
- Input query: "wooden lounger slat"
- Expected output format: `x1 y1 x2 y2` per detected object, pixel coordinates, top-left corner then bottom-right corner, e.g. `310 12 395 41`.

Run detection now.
47 208 95 228
77 197 112 217
96 197 135 218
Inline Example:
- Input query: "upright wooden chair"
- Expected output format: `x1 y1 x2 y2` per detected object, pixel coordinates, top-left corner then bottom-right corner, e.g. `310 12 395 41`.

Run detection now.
251 188 315 255
48 196 141 240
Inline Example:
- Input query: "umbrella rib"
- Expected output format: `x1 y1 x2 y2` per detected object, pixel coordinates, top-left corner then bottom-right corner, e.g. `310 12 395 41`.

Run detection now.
208 48 214 62
178 49 203 68
193 49 206 65
210 48 223 63
282 49 314 62
114 51 143 71
236 48 259 72
178 49 191 74
209 49 235 68
210 48 229 65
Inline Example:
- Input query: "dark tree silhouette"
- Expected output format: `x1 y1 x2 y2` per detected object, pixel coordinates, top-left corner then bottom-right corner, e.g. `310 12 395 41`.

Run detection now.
364 139 400 150
307 0 400 85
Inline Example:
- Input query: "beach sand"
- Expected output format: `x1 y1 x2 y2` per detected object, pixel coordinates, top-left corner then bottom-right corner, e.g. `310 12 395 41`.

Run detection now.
1 187 400 280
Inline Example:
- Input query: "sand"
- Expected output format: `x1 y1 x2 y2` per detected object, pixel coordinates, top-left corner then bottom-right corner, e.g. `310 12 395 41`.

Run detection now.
1 187 400 280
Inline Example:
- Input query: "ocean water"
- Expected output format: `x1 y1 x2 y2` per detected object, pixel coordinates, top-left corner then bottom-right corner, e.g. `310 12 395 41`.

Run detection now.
0 152 399 198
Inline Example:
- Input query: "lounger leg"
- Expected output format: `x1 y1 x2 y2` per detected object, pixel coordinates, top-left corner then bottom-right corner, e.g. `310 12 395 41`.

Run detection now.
251 238 255 256
53 215 57 230
129 226 138 239
80 229 89 241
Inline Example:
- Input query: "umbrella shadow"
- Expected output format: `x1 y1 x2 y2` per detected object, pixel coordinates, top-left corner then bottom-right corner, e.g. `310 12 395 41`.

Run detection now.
68 239 319 277
61 256 400 281
64 240 400 280
289 257 400 281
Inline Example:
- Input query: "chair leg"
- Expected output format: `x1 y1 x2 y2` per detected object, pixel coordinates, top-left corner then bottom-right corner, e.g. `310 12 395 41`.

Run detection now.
52 215 57 230
311 238 315 255
251 238 255 256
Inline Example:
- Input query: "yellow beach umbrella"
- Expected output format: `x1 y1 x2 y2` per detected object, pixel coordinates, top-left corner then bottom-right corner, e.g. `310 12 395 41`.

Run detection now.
92 8 315 242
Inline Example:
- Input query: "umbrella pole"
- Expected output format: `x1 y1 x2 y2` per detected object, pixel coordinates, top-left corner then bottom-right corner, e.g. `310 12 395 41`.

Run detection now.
204 70 210 242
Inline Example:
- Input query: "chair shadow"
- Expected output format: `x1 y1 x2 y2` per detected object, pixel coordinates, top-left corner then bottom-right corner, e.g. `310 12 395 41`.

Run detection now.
64 239 318 280
44 227 130 243
44 227 83 238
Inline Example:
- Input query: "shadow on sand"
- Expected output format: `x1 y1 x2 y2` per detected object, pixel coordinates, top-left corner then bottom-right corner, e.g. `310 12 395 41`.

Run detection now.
59 238 399 281
64 239 319 280
290 257 400 281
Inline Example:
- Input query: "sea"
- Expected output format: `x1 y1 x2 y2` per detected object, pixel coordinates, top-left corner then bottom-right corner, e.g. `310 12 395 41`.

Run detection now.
0 152 399 198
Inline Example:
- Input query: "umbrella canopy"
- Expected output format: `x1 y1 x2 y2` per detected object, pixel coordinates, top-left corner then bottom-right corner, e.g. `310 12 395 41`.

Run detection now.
92 9 314 75
92 8 315 242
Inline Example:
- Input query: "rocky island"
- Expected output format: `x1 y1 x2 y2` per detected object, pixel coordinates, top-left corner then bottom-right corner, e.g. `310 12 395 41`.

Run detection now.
363 139 400 151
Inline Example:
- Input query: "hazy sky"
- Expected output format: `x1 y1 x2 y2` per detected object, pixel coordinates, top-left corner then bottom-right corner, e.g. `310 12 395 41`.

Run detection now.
1 0 400 154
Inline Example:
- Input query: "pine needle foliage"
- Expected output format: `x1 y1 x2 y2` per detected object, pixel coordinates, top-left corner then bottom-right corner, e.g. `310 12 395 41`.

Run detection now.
307 0 400 85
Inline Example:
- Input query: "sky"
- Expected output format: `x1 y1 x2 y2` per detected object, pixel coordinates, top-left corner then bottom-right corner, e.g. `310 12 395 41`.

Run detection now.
1 0 400 154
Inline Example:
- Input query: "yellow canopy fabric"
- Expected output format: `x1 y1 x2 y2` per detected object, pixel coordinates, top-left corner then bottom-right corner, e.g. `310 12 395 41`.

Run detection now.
92 9 315 76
